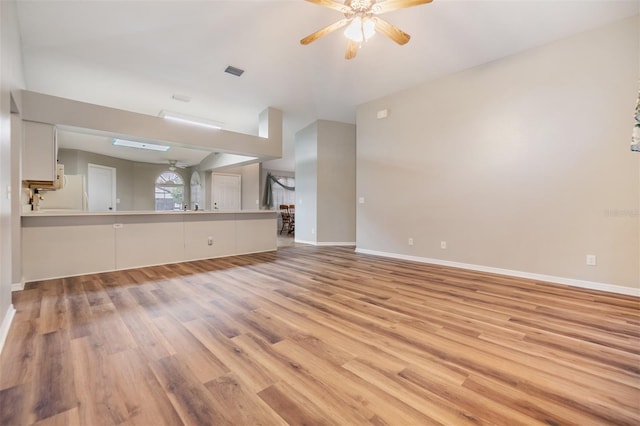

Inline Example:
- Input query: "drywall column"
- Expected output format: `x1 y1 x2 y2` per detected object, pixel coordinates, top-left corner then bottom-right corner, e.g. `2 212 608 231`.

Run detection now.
0 0 27 351
295 120 356 245
294 123 318 243
10 113 21 288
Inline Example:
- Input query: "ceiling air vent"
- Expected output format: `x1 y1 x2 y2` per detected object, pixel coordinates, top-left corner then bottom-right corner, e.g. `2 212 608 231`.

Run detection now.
224 65 245 77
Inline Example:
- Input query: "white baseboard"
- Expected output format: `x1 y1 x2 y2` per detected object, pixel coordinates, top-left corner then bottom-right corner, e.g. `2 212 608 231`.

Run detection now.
316 241 356 247
355 248 640 297
11 281 24 292
0 305 16 355
294 239 316 245
294 240 356 247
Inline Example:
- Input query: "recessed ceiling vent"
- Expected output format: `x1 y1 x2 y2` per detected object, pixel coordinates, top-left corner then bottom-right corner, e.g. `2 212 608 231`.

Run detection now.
224 65 245 77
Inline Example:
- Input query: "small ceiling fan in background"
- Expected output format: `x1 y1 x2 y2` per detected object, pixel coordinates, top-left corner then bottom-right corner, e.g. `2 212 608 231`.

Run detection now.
300 0 433 59
167 160 183 171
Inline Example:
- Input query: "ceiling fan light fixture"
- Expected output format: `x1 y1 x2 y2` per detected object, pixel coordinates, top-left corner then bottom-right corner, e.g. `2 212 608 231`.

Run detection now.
344 16 375 43
301 0 431 59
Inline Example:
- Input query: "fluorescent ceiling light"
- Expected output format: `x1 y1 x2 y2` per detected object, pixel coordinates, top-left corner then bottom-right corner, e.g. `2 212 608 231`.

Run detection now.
160 110 223 130
112 138 170 152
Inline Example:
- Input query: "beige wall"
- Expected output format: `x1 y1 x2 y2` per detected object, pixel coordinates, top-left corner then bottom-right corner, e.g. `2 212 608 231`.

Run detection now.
356 16 640 289
1 0 26 348
60 149 263 212
10 114 22 285
295 120 356 244
59 149 137 211
295 122 319 243
317 120 356 244
58 148 190 211
219 163 261 210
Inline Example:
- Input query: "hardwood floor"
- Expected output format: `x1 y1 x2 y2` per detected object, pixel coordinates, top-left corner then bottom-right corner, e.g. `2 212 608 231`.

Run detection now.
1 245 639 425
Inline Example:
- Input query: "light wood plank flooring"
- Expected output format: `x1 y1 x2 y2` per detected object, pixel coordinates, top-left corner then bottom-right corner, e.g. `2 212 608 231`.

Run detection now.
1 245 639 425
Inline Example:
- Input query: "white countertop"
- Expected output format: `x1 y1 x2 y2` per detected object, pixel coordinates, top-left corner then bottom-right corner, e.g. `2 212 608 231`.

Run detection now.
22 209 276 217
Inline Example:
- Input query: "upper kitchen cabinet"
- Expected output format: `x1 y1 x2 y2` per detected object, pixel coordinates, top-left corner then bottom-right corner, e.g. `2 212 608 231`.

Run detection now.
22 120 57 182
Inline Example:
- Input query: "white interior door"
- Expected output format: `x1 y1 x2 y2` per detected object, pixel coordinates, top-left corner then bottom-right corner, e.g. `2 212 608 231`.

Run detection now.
211 173 241 210
88 163 116 211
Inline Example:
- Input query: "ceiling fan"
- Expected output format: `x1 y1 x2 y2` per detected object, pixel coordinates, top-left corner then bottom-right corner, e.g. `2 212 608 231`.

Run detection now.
167 160 183 171
300 0 433 59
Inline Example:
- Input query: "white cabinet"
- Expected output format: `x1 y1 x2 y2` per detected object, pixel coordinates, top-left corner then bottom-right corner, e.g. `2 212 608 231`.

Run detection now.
22 121 57 181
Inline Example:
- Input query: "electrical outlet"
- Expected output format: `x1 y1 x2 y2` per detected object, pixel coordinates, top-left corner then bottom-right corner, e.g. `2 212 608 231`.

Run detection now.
408 238 414 246
359 197 365 204
441 241 447 249
311 228 315 235
207 236 213 246
586 255 596 266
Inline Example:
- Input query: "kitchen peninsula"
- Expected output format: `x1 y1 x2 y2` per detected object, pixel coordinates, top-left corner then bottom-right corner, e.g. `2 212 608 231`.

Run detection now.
22 210 277 282
17 90 283 285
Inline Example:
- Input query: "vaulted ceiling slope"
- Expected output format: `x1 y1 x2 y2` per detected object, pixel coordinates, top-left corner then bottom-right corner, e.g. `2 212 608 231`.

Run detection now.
15 0 640 171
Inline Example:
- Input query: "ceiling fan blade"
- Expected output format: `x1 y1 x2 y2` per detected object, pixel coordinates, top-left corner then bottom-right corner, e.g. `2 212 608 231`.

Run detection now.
373 0 433 14
305 0 350 13
300 18 351 45
345 40 359 60
372 17 410 45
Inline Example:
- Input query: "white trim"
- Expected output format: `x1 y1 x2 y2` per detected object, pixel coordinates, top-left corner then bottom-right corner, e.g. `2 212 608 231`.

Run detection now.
0 305 16 355
11 281 24 292
355 248 640 297
294 240 356 247
294 239 316 245
316 241 356 246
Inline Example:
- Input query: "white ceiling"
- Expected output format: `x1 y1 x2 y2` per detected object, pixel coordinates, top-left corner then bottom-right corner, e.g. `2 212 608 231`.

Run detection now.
15 0 640 171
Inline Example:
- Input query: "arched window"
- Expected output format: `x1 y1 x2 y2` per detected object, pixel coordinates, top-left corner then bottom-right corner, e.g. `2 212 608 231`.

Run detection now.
190 171 202 210
155 171 185 211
